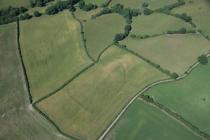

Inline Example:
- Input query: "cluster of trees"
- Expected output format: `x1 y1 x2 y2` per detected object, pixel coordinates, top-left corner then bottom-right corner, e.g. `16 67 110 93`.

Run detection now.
130 34 153 39
78 0 97 11
114 24 132 42
30 0 54 7
156 0 185 13
198 55 208 64
45 0 80 15
143 8 153 15
172 13 192 22
167 28 196 34
94 4 140 24
0 6 28 25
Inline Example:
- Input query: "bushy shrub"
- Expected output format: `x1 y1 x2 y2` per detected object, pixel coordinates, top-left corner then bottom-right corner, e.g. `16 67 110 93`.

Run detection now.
198 55 208 64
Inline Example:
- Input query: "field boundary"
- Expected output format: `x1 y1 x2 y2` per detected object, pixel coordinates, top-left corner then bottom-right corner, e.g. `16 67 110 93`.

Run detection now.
98 53 210 140
16 19 33 104
140 97 210 140
71 11 96 62
33 63 95 104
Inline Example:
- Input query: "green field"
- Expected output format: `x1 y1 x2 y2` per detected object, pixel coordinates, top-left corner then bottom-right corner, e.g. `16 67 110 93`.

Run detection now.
0 23 68 140
105 99 202 140
37 46 167 140
84 0 106 5
121 34 210 74
20 11 92 102
131 13 193 36
145 58 210 135
74 8 102 22
84 13 125 60
0 0 29 9
110 0 177 9
172 0 210 38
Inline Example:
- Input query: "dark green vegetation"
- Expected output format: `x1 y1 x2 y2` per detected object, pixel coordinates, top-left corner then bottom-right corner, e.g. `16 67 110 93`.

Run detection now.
0 23 68 140
105 99 202 140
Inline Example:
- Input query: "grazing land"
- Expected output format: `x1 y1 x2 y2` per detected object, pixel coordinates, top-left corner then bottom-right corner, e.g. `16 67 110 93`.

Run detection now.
121 34 210 74
20 11 92 102
84 14 125 60
37 46 167 140
84 0 106 5
0 0 29 9
105 99 202 140
0 23 68 140
145 58 210 135
131 13 193 36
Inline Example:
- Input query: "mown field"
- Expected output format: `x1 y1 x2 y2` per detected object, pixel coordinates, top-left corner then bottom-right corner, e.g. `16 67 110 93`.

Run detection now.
172 0 210 38
109 0 177 9
121 34 210 75
105 99 202 140
20 11 92 102
131 13 193 36
84 13 125 60
37 46 167 140
0 23 68 140
0 0 29 9
145 58 210 135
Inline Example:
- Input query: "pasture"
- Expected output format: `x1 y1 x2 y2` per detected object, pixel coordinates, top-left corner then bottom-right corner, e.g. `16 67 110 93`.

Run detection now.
84 13 125 60
105 99 202 140
0 0 29 9
37 46 167 140
121 34 210 74
20 11 92 102
84 0 106 5
172 0 210 38
0 23 68 140
131 13 193 36
145 58 210 135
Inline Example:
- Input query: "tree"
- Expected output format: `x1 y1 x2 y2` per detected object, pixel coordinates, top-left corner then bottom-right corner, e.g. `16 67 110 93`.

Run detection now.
198 55 208 64
171 72 179 79
33 11 42 17
144 8 153 15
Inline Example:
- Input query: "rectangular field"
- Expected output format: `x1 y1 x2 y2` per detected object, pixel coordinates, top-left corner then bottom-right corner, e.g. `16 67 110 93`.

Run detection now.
105 99 202 140
20 11 92 102
0 0 29 9
37 46 167 140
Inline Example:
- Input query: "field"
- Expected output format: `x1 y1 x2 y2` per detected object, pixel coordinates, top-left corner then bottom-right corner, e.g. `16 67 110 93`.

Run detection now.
172 0 210 38
109 0 177 9
20 11 92 102
105 99 202 140
84 0 106 5
0 23 68 140
0 0 29 9
145 58 210 135
121 34 210 74
131 13 193 36
74 8 102 22
84 14 125 60
37 46 167 140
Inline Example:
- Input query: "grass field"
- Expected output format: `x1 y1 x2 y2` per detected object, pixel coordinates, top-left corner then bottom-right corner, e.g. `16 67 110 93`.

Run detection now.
131 13 194 36
84 0 106 5
37 46 167 140
105 99 202 140
74 8 102 22
0 23 68 140
20 11 92 102
84 13 125 60
109 0 177 9
121 34 210 74
145 58 210 135
172 0 210 38
0 0 29 9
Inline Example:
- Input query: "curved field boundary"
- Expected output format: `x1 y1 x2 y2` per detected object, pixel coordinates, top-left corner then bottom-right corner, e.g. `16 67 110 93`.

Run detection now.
71 12 96 62
33 63 95 104
98 53 210 140
140 97 210 140
16 19 33 104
